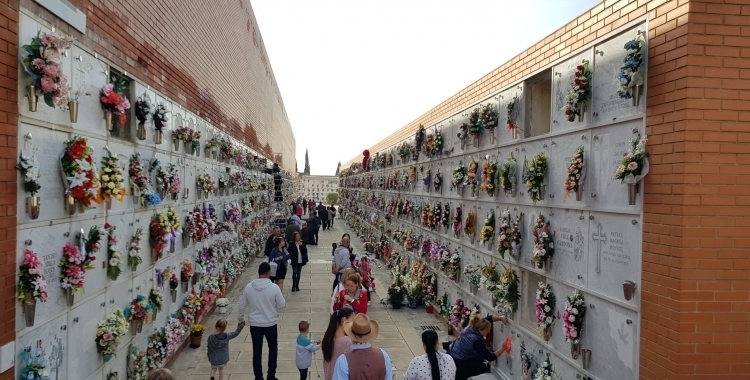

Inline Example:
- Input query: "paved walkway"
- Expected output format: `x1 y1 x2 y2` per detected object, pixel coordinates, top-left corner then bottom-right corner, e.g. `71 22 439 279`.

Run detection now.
170 219 451 380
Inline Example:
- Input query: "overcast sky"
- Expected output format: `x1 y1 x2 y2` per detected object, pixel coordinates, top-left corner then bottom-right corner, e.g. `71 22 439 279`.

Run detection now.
252 0 601 176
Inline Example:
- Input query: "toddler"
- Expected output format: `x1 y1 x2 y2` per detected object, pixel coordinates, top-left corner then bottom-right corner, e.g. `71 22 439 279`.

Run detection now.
295 320 321 380
206 319 245 380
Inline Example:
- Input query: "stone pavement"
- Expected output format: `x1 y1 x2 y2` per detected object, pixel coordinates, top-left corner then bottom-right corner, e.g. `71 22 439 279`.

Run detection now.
169 218 451 380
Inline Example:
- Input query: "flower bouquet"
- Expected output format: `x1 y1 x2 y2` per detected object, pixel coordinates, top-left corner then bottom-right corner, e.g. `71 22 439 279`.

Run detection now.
433 171 443 193
457 123 469 149
523 153 547 205
506 97 518 138
387 275 406 309
564 146 585 201
467 158 478 196
618 31 645 105
441 249 461 282
129 153 160 206
441 203 450 231
535 282 556 341
499 154 517 196
95 309 129 362
481 103 499 144
463 207 476 243
449 298 469 327
166 317 186 354
613 134 649 205
100 81 131 130
495 266 520 316
148 288 163 320
16 152 42 219
21 30 74 111
189 323 204 348
561 60 591 122
451 163 467 195
531 214 554 270
152 103 169 144
18 248 48 327
167 269 179 301
452 206 462 238
100 150 126 207
533 354 555 380
61 136 100 212
106 223 123 280
59 243 86 305
422 167 431 191
480 262 501 304
197 173 215 199
480 210 495 248
463 264 482 294
180 259 194 292
149 211 169 259
480 158 497 196
166 207 182 253
135 95 152 140
128 227 144 271
146 329 168 369
124 294 150 335
128 345 149 380
83 225 105 267
564 290 587 358
468 107 483 146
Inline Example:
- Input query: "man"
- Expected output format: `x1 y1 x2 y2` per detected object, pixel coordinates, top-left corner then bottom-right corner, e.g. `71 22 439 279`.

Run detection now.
329 205 337 228
238 262 286 380
286 214 301 245
332 236 352 293
290 212 302 228
332 314 393 380
318 204 329 231
308 199 314 215
264 227 281 259
307 211 321 245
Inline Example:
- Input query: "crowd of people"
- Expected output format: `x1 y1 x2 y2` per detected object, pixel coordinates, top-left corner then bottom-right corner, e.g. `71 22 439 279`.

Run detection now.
153 202 509 380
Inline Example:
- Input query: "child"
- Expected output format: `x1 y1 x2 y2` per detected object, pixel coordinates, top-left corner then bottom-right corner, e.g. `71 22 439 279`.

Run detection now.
207 319 245 380
296 320 322 380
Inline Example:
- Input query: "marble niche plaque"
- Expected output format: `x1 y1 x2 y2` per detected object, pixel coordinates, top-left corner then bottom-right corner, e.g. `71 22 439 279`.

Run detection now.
549 209 589 288
516 139 549 206
16 314 68 380
592 24 647 123
66 293 106 380
587 119 644 211
546 130 591 207
587 212 641 302
70 46 108 138
584 295 639 379
18 14 73 126
17 123 69 223
552 50 593 131
499 85 524 141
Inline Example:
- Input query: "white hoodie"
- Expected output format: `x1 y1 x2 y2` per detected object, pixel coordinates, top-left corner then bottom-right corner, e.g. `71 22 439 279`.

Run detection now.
237 278 286 327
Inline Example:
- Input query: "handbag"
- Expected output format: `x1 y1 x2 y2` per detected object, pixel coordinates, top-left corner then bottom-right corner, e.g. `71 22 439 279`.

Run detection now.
269 261 278 277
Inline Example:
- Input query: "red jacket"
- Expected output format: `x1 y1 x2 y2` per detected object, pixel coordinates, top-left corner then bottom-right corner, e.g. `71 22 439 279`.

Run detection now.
296 205 303 217
334 289 368 314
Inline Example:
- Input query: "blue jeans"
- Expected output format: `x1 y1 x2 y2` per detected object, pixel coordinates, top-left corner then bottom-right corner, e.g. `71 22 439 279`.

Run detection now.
292 264 304 289
250 325 278 380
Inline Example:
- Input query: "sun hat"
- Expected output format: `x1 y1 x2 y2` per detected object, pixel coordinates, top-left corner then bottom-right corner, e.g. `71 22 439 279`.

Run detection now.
343 314 380 344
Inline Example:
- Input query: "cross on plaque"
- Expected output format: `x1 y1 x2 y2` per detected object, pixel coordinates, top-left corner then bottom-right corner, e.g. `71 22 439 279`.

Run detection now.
592 223 607 274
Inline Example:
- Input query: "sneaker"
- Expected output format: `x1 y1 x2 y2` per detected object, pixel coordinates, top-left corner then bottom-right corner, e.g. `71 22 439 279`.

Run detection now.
211 377 215 380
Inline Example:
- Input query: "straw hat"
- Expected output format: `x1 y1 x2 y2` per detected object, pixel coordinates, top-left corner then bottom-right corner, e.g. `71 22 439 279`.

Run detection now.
343 314 380 344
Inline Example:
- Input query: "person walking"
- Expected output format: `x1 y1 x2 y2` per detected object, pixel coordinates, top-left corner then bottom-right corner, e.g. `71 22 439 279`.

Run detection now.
296 203 304 218
448 314 509 380
307 211 321 245
296 321 322 380
329 205 337 227
264 227 281 259
308 199 314 215
288 232 308 292
332 314 393 380
286 214 302 245
207 319 246 380
319 205 330 231
403 330 456 380
322 309 354 380
269 237 290 291
332 236 353 294
238 262 287 380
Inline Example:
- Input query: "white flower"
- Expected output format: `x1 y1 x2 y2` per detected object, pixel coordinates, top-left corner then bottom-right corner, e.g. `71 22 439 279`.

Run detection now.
571 330 578 338
75 159 91 171
572 307 578 315
568 315 575 322
67 171 88 188
544 305 550 312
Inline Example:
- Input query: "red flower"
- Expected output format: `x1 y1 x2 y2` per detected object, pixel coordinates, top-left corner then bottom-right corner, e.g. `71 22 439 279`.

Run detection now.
104 223 111 229
575 72 580 77
67 141 86 159
577 65 583 70
118 113 127 126
574 79 581 85
565 110 571 115
579 84 586 89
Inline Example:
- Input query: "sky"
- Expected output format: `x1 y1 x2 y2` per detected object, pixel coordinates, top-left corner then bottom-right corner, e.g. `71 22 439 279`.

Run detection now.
252 0 601 176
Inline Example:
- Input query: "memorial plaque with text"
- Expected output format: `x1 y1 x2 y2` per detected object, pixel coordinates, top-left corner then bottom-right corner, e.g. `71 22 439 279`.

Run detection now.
549 209 589 288
16 314 68 380
588 119 644 211
552 50 593 131
587 212 641 302
547 131 591 208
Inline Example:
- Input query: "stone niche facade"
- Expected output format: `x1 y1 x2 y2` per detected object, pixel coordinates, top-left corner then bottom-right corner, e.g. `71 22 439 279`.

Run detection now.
340 1 750 379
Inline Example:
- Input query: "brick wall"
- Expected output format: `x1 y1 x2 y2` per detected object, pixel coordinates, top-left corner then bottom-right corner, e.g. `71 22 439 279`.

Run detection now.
340 0 750 379
19 0 296 170
0 0 18 376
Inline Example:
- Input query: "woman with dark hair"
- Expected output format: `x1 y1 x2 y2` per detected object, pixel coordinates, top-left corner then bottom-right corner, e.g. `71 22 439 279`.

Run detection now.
269 236 290 291
321 309 354 380
288 232 308 292
448 314 509 380
403 330 456 380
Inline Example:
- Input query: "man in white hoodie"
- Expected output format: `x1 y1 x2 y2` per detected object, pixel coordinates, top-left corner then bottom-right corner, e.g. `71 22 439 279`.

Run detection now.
238 262 287 380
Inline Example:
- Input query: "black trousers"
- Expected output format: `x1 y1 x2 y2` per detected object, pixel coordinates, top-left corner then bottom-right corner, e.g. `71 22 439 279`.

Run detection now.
250 325 278 380
321 219 329 230
292 264 304 289
454 358 489 380
299 368 308 380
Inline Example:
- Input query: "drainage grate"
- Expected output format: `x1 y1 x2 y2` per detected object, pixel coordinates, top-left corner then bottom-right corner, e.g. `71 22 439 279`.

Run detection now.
420 325 441 331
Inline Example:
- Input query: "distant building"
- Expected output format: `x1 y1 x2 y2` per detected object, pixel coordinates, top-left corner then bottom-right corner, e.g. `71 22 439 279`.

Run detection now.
299 175 339 202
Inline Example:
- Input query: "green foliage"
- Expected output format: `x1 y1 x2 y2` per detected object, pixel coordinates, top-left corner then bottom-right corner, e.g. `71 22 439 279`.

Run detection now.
325 192 339 205
303 149 310 175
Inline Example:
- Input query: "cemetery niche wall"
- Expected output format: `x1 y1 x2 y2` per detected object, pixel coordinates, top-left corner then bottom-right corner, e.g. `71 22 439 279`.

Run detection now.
338 20 648 380
15 13 280 380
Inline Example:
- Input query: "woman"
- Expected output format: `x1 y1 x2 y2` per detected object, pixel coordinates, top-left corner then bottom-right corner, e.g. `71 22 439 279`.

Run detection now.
288 232 308 292
330 268 359 314
322 308 354 380
448 314 509 380
403 330 456 380
333 273 368 314
147 369 176 380
269 236 290 291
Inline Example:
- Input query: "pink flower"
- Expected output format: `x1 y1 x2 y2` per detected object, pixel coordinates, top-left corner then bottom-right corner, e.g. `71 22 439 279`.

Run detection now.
103 332 114 341
32 58 45 70
42 64 58 77
40 75 56 93
102 83 114 97
627 162 638 171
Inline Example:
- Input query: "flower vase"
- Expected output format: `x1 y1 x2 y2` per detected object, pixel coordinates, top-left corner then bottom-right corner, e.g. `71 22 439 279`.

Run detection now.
170 289 177 302
103 354 113 362
545 257 552 273
76 201 86 214
171 192 178 201
539 185 546 201
571 342 581 360
65 193 76 215
189 335 202 348
582 349 592 370
181 280 189 292
470 283 478 295
407 300 417 309
218 306 227 314
628 182 639 205
182 188 190 200
26 84 38 112
130 263 138 272
576 185 583 201
65 288 75 307
184 141 191 153
460 140 466 150
622 281 637 301
151 249 160 263
632 85 642 107
23 300 36 327
169 240 175 253
105 111 113 131
542 325 552 342
197 189 204 200
26 196 41 220
511 128 518 140
137 123 147 140
172 137 180 152
192 273 202 285
152 309 158 321
472 135 479 148
578 105 586 123
392 299 402 310
68 100 79 123
182 234 190 249
155 130 163 145
193 144 199 157
489 131 495 145
212 149 218 160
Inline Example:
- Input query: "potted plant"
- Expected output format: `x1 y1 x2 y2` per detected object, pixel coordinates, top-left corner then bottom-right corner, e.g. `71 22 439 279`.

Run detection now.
216 298 229 314
189 324 204 348
387 275 405 310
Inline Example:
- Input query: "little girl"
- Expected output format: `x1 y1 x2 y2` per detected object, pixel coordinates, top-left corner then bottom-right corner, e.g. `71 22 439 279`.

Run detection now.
207 319 245 380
